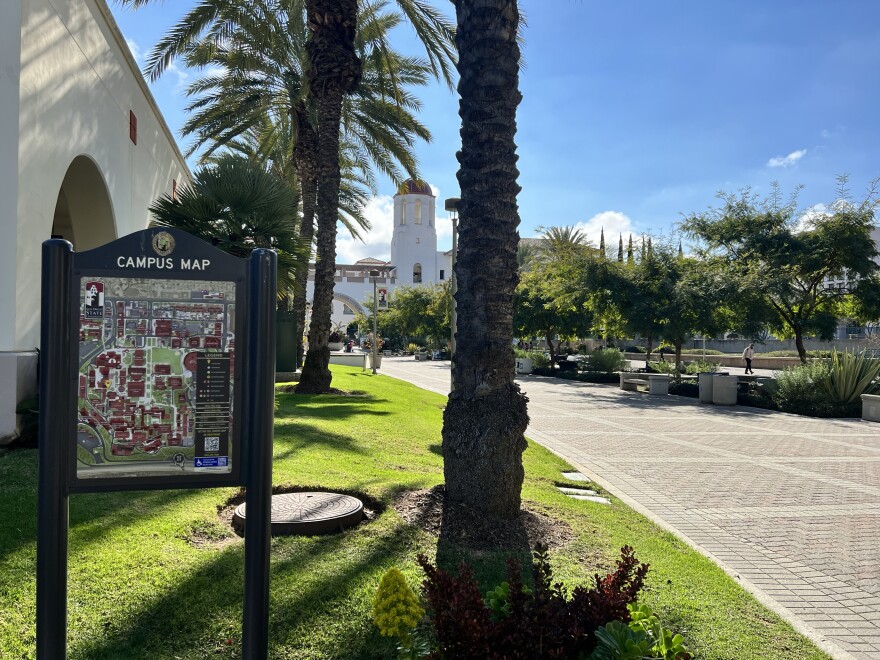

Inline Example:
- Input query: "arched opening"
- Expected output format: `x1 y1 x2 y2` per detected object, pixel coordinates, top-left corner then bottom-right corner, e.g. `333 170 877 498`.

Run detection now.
413 263 422 283
51 155 116 249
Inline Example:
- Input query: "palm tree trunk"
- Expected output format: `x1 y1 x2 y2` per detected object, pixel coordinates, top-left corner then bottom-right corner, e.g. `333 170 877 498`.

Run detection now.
442 0 528 520
296 0 361 394
292 103 318 369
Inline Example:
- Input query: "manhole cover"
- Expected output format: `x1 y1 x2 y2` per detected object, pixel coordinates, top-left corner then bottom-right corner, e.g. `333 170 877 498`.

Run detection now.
233 492 364 536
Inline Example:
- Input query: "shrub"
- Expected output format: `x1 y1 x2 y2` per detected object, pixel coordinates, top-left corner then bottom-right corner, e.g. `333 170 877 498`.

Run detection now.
515 348 550 369
417 544 649 658
683 359 719 375
593 603 692 659
647 361 677 375
770 361 861 417
407 343 424 354
624 345 646 353
532 368 620 383
668 382 698 398
772 361 829 415
822 349 880 405
373 568 423 640
762 350 832 358
591 348 627 374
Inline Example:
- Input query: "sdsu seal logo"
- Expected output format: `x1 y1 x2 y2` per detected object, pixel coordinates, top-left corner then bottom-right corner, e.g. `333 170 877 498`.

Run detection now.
152 231 175 257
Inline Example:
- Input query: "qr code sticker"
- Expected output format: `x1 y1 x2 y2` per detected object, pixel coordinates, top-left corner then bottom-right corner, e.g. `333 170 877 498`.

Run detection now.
204 436 220 452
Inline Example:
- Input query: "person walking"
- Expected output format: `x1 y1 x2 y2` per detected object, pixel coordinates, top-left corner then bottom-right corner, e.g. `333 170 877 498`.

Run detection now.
742 342 755 374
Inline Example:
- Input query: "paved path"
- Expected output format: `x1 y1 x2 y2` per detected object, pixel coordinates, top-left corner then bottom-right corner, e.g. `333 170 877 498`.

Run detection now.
379 357 880 659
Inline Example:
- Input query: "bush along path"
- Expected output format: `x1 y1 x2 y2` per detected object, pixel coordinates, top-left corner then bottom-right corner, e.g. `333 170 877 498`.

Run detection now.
0 366 826 658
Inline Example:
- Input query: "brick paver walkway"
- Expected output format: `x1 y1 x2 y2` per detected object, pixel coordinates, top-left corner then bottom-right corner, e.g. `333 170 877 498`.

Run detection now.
379 357 880 659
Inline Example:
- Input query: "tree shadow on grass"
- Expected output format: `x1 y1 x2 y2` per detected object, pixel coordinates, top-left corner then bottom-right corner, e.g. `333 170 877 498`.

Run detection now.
75 518 422 659
0 464 202 565
272 420 372 460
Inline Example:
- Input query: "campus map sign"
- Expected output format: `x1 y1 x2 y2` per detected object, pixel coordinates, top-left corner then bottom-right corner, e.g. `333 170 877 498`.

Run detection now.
38 229 277 658
70 229 245 490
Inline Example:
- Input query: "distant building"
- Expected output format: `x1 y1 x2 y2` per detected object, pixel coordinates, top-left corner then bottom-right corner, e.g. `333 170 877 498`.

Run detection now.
305 180 452 328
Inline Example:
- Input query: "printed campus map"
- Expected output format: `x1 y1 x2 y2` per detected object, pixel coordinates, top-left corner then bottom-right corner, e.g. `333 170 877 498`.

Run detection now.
77 277 236 479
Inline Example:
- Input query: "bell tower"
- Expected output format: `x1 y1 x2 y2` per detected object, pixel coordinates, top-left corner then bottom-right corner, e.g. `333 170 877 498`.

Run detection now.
390 180 438 285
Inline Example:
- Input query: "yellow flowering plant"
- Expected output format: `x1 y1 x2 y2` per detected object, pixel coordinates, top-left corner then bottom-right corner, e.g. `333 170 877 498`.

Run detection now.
372 567 424 641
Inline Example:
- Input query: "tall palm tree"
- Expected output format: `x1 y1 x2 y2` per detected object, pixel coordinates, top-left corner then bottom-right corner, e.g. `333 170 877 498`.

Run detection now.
441 0 527 519
118 0 454 393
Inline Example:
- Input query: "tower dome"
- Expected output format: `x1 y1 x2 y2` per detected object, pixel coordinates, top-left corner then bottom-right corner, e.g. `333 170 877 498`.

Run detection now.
395 179 434 197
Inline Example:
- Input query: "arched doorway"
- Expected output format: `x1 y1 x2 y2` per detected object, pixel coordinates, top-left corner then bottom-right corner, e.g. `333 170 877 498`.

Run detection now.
51 155 116 249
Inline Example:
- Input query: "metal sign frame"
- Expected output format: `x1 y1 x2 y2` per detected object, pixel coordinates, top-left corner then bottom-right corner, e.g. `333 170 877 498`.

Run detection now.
37 228 276 660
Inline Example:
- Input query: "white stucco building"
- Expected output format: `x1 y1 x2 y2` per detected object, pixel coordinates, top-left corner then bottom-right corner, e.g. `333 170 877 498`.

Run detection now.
306 180 452 327
0 0 189 440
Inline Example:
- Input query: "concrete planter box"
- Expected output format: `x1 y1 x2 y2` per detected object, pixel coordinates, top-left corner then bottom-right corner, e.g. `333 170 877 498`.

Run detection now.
329 352 366 369
328 342 344 351
516 357 533 374
414 352 429 361
711 373 737 405
369 353 382 369
861 394 880 422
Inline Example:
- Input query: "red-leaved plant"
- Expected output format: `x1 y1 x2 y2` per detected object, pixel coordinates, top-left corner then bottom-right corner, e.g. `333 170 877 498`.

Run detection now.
416 543 649 658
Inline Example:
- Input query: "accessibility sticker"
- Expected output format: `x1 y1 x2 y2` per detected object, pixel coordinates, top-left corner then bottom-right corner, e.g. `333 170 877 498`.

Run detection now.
194 456 229 469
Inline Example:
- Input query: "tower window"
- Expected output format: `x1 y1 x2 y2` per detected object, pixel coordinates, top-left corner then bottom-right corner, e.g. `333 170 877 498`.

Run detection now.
414 200 422 224
413 263 422 284
400 201 406 225
416 237 420 244
440 270 445 280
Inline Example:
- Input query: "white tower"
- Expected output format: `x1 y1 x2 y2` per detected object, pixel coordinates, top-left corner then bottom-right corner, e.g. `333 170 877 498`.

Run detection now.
390 180 438 285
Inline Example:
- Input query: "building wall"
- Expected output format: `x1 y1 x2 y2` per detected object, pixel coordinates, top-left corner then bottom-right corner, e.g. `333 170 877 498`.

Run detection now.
0 0 189 440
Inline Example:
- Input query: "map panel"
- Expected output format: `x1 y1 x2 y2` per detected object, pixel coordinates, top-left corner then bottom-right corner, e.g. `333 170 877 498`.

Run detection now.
77 277 236 480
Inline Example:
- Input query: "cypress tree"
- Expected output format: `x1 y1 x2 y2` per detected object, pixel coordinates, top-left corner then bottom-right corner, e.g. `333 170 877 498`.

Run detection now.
617 234 624 262
678 240 684 258
647 236 653 259
599 228 605 255
627 235 634 264
640 236 646 261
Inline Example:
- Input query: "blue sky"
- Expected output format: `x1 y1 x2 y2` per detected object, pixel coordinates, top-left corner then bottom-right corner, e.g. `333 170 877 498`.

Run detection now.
112 0 880 261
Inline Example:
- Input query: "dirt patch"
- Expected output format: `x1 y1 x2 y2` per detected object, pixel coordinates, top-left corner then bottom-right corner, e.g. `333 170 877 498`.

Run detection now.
393 485 574 552
218 484 384 537
179 518 240 550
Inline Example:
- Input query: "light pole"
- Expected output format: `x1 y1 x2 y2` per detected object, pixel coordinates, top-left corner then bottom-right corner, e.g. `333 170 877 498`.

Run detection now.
444 197 460 391
370 270 379 374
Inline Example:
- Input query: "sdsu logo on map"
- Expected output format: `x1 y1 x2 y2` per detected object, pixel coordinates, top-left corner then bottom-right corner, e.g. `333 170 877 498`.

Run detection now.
84 282 104 318
152 231 175 257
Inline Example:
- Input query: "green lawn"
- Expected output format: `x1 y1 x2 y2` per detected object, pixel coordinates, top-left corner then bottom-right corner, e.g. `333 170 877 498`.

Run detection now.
0 366 826 659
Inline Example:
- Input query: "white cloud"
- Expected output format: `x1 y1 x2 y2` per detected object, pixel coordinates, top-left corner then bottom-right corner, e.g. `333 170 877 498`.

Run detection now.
336 195 396 264
571 210 636 247
126 38 143 65
767 149 807 168
795 203 828 232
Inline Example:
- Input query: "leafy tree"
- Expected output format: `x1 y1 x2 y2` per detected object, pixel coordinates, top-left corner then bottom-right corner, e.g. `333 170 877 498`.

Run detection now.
683 179 880 362
442 0 527 521
149 155 304 293
357 283 451 350
515 261 592 368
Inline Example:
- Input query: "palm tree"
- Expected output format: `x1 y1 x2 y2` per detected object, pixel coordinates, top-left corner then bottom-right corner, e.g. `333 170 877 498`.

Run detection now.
536 224 592 260
120 0 455 393
441 0 528 519
149 154 304 293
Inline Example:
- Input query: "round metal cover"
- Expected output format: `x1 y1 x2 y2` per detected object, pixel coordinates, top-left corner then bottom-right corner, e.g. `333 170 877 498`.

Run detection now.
233 492 364 536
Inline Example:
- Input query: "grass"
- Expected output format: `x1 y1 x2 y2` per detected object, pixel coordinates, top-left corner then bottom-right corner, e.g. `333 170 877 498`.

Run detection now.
0 366 827 659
